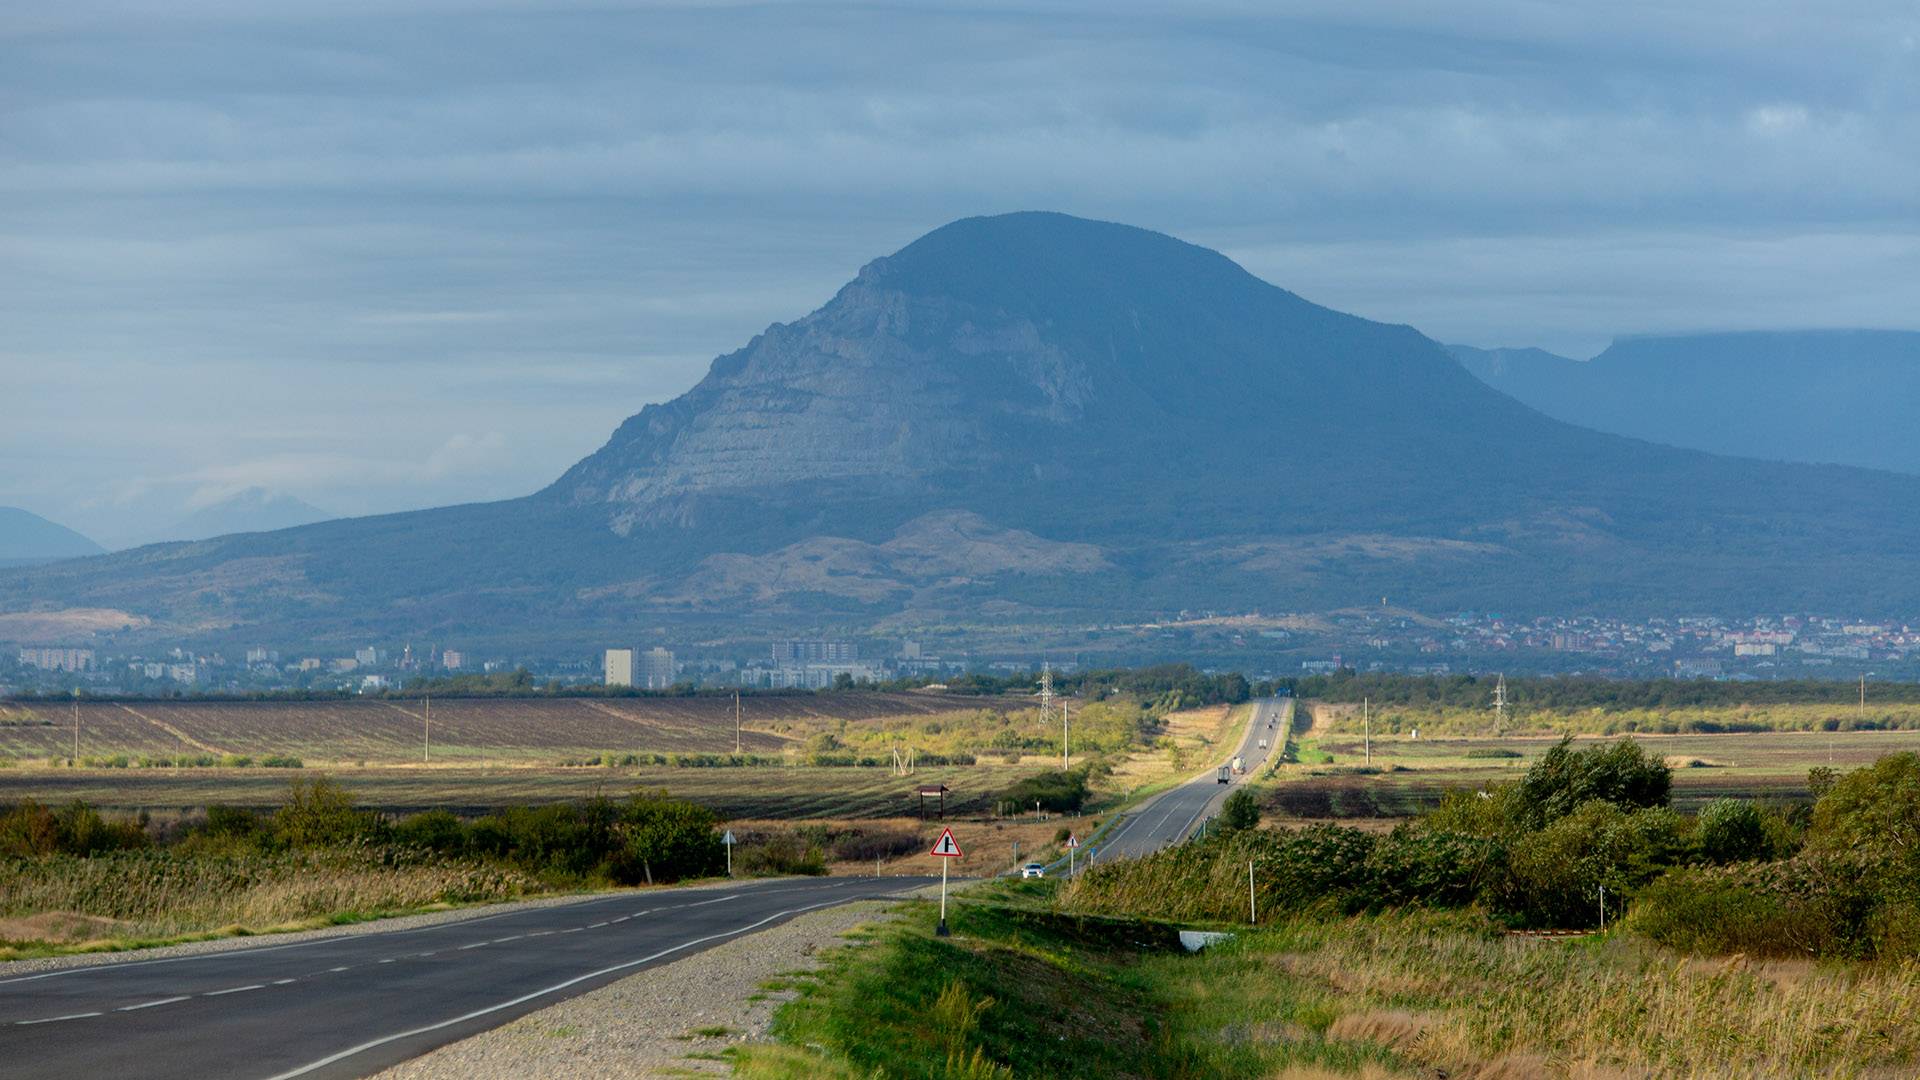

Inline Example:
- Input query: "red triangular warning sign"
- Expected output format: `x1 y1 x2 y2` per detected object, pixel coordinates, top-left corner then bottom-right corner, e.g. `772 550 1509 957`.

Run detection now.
929 827 963 858
1065 834 1079 849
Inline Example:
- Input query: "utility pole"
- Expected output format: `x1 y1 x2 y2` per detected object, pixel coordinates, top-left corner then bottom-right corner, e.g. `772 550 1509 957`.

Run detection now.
735 690 743 754
1364 697 1371 767
1492 674 1508 733
1062 699 1070 770
71 688 80 762
423 692 431 763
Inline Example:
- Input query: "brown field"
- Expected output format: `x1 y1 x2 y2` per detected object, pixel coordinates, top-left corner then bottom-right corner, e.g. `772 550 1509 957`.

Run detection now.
0 691 1014 765
1268 725 1920 820
0 762 1044 819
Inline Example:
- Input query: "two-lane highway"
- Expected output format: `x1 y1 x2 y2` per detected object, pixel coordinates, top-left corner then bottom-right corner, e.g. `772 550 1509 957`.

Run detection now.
0 875 935 1080
1093 695 1291 861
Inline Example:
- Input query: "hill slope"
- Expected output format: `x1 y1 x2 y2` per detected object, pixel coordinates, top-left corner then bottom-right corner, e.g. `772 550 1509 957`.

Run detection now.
1451 331 1920 474
6 213 1920 647
0 508 104 569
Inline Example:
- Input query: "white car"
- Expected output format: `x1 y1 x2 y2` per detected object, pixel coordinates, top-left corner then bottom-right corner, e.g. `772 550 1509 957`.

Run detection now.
1021 862 1046 879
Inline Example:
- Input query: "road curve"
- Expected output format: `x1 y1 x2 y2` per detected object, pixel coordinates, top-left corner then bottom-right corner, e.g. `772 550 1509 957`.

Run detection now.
1093 696 1291 862
0 875 936 1080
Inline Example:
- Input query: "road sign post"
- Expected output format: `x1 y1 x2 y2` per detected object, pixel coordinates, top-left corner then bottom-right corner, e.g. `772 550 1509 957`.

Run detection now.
929 826 963 936
722 829 736 877
1065 833 1079 878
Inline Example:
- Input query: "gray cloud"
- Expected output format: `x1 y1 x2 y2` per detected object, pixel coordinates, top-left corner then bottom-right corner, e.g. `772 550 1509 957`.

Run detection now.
4 1 1919 537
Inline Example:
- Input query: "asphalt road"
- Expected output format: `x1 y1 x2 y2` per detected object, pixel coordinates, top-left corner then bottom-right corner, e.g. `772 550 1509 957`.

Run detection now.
1093 696 1291 862
0 875 937 1080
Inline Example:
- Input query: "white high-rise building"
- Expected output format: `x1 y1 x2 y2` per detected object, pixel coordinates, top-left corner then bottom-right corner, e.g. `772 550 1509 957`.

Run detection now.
604 648 636 687
642 647 676 689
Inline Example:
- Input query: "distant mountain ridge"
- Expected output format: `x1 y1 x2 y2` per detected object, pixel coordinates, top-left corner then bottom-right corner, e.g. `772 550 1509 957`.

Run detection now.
1450 330 1920 474
8 213 1920 649
0 507 103 569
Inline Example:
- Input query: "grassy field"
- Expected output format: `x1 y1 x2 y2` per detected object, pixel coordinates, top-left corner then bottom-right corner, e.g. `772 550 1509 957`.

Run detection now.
1268 708 1920 820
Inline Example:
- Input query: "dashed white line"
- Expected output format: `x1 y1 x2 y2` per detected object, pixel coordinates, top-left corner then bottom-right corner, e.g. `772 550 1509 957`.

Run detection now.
204 984 266 997
328 966 351 973
588 922 609 929
610 916 629 923
272 979 296 986
117 996 189 1012
16 1011 102 1025
378 959 396 964
491 935 524 944
559 927 584 934
457 942 487 951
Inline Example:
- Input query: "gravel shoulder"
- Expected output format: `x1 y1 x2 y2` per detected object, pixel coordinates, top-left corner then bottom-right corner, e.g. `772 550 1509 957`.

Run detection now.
373 898 905 1079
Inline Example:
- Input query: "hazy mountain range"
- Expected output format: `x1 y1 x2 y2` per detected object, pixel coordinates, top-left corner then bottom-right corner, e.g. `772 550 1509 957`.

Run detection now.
0 508 105 569
107 488 334 550
8 212 1920 650
1450 331 1920 475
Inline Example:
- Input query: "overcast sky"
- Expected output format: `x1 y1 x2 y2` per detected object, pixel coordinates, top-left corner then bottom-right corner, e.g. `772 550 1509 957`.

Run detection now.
6 1 1919 541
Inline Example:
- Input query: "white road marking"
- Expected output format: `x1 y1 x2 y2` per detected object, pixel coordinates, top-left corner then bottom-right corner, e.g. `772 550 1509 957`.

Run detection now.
686 895 739 908
588 922 608 928
272 979 296 985
559 927 584 934
378 959 396 964
610 916 629 923
263 897 851 1080
457 942 487 950
328 967 351 973
492 935 524 943
117 996 190 1012
16 1011 102 1025
204 984 266 996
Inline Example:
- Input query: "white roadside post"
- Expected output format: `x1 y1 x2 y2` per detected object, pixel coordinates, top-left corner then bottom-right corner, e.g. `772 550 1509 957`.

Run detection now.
1066 833 1080 878
1249 860 1257 925
930 826 963 937
722 829 736 877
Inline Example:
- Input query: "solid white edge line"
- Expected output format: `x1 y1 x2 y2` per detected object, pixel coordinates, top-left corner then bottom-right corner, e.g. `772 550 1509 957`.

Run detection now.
117 996 190 1012
261 898 847 1080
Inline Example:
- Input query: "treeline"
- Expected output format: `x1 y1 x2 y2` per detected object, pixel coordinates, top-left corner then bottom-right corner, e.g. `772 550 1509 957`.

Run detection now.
1286 670 1920 710
1068 740 1920 960
0 779 726 887
937 663 1253 708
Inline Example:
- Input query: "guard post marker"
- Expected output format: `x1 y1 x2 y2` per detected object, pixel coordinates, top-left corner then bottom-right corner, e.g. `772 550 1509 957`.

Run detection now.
929 826 963 936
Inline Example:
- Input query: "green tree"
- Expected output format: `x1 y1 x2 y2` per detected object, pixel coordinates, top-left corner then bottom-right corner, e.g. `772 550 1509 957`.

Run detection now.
1219 788 1261 832
1512 736 1671 829
1808 752 1920 866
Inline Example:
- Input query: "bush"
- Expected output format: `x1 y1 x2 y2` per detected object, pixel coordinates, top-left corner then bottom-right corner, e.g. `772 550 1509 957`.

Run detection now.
1808 752 1920 867
260 754 303 769
1497 801 1688 928
735 830 827 876
271 777 383 849
1697 798 1771 863
1630 853 1903 959
1219 789 1260 832
1000 769 1091 814
0 799 149 857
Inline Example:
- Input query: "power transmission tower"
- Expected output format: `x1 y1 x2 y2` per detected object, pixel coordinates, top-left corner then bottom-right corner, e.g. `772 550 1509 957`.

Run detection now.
1492 674 1508 733
735 690 743 754
423 692 431 763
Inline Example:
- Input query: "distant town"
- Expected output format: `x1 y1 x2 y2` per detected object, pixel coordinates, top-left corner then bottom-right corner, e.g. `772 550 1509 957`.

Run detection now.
7 607 1920 697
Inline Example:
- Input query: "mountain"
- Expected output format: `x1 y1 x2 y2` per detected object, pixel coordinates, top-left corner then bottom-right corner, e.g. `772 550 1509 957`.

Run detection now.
127 488 333 548
8 212 1920 649
0 508 105 569
1450 331 1920 474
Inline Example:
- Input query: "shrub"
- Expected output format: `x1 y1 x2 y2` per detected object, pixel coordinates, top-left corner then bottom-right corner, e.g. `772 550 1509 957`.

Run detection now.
1465 747 1523 759
271 777 382 849
1697 798 1771 863
260 754 303 769
1497 801 1688 928
1808 752 1920 867
1000 769 1090 814
1218 789 1261 832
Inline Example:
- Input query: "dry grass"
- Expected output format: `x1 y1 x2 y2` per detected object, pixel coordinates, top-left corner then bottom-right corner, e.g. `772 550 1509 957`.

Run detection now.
0 849 539 951
1253 916 1920 1078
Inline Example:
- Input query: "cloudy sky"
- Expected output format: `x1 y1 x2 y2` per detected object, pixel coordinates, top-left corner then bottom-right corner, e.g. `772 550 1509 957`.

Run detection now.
6 1 1918 543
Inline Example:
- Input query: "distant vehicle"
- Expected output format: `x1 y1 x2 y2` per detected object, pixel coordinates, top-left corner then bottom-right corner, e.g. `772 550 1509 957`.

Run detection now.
1257 738 1269 750
1232 755 1245 774
1216 765 1231 784
1021 862 1046 879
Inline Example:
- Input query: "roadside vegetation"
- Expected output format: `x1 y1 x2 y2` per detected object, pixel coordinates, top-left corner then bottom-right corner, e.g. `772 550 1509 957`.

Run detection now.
0 778 729 956
735 744 1920 1077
